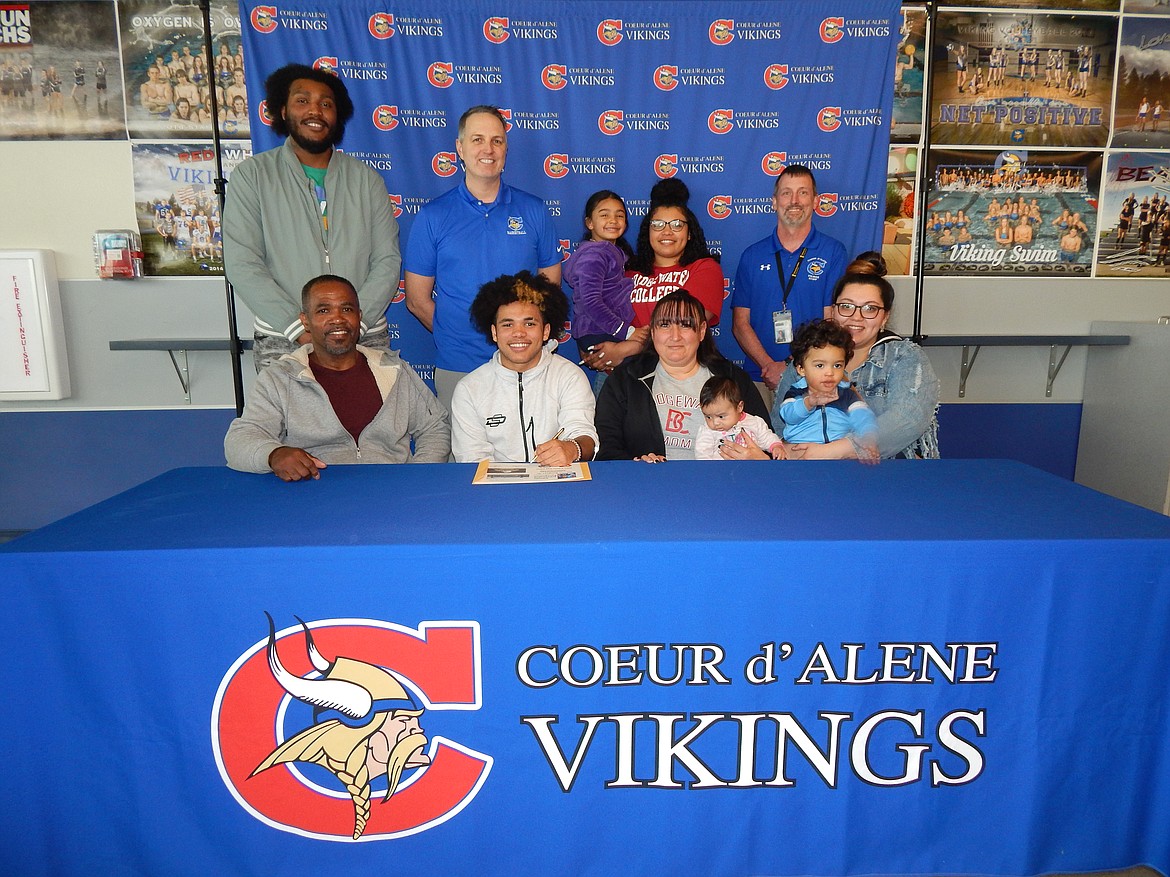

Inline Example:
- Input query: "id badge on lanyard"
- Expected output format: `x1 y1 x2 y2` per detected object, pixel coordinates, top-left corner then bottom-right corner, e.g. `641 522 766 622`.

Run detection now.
773 247 806 345
772 310 793 345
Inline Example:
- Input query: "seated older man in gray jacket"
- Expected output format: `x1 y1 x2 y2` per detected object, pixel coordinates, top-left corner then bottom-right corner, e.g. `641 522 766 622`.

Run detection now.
225 274 450 481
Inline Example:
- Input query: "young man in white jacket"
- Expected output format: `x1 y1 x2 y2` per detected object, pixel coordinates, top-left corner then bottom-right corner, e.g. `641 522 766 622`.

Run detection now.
451 272 597 465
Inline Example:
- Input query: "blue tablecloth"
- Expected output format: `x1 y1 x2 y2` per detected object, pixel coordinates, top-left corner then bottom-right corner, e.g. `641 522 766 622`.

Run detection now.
3 460 1169 876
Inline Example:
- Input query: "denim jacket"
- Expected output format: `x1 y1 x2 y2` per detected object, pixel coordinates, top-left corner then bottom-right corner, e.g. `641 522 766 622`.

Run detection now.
772 330 939 459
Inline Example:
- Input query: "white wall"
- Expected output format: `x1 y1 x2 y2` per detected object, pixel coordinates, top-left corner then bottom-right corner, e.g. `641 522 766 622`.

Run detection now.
2 140 1168 412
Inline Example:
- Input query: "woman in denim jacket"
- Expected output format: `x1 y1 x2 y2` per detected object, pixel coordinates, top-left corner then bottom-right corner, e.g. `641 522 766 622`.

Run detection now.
772 271 939 459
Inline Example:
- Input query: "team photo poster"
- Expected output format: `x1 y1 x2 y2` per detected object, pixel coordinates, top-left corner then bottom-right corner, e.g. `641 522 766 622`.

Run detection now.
930 11 1117 150
0 1 125 140
923 148 1102 277
118 0 250 140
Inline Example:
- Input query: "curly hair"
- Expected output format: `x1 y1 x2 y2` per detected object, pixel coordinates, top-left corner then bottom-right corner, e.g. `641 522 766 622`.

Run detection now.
627 178 716 276
469 271 569 341
789 319 855 368
264 63 354 142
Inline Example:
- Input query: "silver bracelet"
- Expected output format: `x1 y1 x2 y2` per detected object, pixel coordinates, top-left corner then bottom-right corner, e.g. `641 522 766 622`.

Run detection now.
570 438 583 462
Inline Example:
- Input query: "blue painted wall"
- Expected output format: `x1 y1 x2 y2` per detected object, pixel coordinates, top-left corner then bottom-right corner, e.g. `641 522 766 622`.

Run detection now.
1 409 236 532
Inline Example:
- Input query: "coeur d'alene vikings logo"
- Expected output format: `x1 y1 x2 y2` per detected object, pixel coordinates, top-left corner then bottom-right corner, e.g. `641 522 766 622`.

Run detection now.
251 6 277 33
213 616 491 842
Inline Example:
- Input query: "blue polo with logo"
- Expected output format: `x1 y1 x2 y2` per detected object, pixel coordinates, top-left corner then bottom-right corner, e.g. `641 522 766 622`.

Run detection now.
406 180 561 372
730 225 847 380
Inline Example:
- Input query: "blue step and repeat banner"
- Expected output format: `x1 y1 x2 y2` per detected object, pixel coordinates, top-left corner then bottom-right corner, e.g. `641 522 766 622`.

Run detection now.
237 0 898 376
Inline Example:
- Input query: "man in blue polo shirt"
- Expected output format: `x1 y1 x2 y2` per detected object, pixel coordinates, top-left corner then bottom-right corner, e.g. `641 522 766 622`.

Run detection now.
731 164 847 409
404 105 562 411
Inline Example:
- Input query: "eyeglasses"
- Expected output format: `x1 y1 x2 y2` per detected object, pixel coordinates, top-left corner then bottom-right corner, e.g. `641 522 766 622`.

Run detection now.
649 218 688 231
834 302 886 319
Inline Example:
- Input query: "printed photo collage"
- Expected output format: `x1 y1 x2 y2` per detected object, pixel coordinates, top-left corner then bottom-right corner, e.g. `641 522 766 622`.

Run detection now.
0 1 252 275
889 0 1170 278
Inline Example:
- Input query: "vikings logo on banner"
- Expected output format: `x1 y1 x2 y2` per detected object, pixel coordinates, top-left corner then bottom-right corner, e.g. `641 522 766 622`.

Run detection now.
762 151 787 176
213 616 491 841
598 109 623 135
818 107 842 131
654 65 678 91
597 19 622 45
708 109 733 134
251 5 277 33
542 64 567 90
483 16 508 43
764 64 789 90
388 193 404 217
544 154 569 178
816 192 839 217
432 151 457 176
708 195 732 220
821 18 844 43
428 61 453 87
656 154 679 179
374 105 398 130
709 19 733 45
369 12 394 38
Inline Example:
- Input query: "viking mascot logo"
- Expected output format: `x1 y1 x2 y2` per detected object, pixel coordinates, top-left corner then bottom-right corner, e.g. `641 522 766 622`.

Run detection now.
214 616 490 841
252 617 431 839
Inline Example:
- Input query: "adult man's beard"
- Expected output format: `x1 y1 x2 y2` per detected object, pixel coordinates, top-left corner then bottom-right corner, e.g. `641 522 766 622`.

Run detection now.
290 126 337 155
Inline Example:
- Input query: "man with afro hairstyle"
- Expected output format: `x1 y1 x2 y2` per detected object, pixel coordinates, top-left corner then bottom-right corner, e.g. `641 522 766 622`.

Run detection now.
450 271 597 465
224 63 401 371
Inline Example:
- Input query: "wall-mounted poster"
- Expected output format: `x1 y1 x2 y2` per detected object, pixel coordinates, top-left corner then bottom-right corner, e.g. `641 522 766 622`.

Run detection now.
118 0 249 140
1111 16 1170 148
884 147 919 275
0 1 126 140
930 11 1117 149
1094 151 1170 276
131 141 251 275
923 148 1102 277
892 7 926 145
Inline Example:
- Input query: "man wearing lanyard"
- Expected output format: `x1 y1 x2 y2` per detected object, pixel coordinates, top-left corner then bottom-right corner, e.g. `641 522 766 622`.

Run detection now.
224 63 401 372
730 164 847 408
